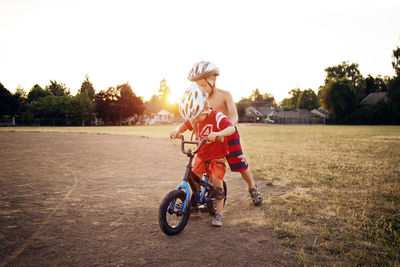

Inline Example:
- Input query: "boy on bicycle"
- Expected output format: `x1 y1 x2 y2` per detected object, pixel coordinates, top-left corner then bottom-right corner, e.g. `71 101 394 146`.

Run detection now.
187 61 263 206
170 83 235 227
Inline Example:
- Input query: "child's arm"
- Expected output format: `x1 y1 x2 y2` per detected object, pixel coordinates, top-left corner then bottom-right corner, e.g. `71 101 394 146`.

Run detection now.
224 91 239 125
207 125 235 142
170 123 188 139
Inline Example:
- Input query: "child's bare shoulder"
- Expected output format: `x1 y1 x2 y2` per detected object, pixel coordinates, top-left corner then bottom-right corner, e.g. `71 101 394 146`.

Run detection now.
215 88 233 99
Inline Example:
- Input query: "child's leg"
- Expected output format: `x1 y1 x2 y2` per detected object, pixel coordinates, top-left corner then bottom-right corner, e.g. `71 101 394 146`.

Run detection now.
192 172 203 195
208 159 226 227
212 177 224 215
208 159 226 215
192 157 206 207
226 128 263 206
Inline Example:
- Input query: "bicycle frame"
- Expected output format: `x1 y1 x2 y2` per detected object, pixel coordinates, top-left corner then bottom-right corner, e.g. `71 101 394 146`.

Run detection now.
169 136 214 216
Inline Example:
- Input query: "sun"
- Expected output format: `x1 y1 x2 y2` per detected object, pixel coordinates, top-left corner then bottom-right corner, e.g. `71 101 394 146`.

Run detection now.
167 93 180 104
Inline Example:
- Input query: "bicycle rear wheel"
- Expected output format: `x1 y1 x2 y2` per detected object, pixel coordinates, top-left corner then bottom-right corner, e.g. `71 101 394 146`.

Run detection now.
158 190 190 235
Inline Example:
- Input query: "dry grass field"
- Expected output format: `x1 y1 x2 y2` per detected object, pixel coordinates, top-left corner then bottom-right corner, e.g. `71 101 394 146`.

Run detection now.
238 125 400 265
1 124 399 265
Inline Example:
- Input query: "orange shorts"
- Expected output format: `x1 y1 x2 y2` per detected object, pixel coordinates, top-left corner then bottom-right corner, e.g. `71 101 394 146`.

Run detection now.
193 157 226 180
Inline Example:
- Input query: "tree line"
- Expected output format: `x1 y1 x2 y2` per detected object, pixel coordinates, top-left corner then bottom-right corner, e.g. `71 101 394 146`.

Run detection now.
0 76 179 126
1 44 400 125
237 44 400 125
0 76 147 126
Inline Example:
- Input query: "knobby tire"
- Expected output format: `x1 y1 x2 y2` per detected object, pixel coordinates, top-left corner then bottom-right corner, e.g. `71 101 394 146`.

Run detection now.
158 190 190 235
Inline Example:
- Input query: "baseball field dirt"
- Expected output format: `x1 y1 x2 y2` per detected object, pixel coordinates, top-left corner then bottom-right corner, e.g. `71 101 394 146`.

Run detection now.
0 132 296 266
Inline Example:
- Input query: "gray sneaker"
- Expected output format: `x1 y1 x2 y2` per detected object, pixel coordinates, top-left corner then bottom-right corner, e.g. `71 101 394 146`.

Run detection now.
212 214 223 227
249 186 263 206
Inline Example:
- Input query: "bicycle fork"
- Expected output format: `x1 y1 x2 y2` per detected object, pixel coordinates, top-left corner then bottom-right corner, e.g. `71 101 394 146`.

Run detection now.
171 175 215 216
170 155 216 216
169 156 195 216
172 181 191 216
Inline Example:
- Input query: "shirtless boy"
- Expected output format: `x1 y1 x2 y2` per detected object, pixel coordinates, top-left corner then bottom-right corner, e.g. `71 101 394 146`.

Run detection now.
187 61 263 206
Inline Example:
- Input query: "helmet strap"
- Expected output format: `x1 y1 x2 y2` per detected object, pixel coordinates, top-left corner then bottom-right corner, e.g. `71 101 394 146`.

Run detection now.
206 79 215 96
190 120 197 141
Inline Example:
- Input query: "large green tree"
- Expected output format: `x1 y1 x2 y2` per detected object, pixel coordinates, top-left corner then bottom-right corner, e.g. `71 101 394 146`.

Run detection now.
25 95 74 124
0 83 13 116
15 86 27 100
95 86 120 124
280 98 292 110
392 45 400 76
72 76 96 126
0 83 24 117
281 88 302 110
45 80 70 96
27 84 50 103
385 46 400 123
365 75 387 96
117 82 144 124
324 61 365 102
22 81 74 125
94 89 111 122
386 78 400 123
95 83 143 125
73 91 94 126
236 97 252 117
79 75 95 100
320 79 356 121
297 89 319 110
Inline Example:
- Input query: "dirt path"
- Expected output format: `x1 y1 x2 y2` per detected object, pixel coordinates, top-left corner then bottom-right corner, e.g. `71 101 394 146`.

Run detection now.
0 132 296 266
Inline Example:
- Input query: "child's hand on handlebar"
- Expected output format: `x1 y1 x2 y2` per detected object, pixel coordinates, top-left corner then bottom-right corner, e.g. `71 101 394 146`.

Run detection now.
169 130 176 139
170 130 182 139
207 132 224 142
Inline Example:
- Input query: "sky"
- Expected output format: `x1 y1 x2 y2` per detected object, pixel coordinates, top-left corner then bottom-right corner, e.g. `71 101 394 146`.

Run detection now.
1 0 399 103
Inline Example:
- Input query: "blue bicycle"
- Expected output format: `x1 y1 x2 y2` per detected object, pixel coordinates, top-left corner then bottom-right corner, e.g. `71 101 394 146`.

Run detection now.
158 135 227 235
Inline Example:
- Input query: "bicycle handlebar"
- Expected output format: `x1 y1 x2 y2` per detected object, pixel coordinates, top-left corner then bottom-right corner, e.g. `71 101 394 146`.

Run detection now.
179 135 206 157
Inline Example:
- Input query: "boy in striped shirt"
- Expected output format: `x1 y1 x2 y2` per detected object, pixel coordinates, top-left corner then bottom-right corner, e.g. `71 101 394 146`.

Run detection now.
187 61 263 206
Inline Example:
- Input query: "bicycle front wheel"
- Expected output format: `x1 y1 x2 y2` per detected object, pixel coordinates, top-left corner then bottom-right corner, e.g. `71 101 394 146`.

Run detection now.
158 190 190 235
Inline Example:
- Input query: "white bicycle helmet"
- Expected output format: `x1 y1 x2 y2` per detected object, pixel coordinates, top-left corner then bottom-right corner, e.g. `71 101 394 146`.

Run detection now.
188 61 220 81
179 83 208 121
